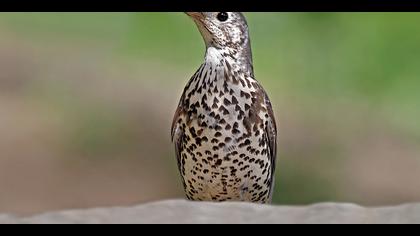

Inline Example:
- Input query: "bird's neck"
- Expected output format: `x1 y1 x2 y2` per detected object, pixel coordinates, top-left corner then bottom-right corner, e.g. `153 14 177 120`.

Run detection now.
205 46 254 78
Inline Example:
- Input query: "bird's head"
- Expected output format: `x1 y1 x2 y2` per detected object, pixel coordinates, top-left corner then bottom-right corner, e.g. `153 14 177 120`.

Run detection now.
185 12 251 53
186 12 254 76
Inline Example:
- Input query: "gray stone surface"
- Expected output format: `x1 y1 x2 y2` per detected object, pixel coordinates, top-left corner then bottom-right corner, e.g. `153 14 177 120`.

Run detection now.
1 200 420 224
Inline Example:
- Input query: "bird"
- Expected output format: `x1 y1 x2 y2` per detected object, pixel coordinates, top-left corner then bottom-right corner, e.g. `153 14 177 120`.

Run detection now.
171 12 277 204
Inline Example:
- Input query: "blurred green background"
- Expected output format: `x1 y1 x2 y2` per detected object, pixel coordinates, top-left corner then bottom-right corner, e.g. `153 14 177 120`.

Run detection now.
0 13 419 214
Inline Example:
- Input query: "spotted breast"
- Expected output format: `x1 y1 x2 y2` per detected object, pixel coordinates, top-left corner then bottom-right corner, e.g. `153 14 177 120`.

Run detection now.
172 12 277 203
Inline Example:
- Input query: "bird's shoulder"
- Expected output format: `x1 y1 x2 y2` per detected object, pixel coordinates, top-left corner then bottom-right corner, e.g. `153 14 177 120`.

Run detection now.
249 78 277 200
171 64 205 141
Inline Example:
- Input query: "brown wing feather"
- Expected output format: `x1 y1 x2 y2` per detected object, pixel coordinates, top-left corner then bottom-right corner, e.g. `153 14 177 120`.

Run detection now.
171 67 199 173
263 91 277 201
171 100 183 141
171 97 185 172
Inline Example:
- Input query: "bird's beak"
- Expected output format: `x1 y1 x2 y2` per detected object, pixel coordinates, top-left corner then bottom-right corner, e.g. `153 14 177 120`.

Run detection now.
185 12 205 22
185 12 212 47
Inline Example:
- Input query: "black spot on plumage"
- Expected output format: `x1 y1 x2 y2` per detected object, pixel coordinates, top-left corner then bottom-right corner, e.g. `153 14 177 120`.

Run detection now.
198 63 205 78
252 82 259 89
189 127 197 138
241 91 251 99
245 104 251 111
201 94 207 103
219 105 230 115
195 137 202 146
203 103 211 112
231 96 239 104
213 86 219 93
232 129 241 135
233 122 239 129
223 81 229 93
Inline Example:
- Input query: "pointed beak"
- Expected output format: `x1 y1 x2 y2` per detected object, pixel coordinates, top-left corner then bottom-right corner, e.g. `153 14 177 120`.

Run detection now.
185 12 204 22
185 12 213 47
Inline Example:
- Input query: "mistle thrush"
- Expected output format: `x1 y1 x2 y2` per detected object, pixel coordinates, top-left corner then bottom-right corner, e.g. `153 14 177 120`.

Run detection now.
171 12 277 203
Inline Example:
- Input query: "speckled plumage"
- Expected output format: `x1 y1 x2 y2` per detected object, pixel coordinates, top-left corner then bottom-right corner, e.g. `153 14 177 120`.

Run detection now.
172 12 277 203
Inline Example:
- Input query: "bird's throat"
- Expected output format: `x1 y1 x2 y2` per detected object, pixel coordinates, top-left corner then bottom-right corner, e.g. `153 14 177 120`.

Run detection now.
205 46 254 79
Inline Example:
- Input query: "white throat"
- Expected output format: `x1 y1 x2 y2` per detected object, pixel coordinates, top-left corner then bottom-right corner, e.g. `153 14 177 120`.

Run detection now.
205 47 225 65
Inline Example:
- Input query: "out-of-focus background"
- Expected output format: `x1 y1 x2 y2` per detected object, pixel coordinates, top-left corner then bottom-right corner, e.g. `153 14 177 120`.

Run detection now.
0 13 419 215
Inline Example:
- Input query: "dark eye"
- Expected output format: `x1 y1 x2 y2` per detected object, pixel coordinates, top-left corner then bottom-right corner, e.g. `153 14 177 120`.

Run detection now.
216 12 229 22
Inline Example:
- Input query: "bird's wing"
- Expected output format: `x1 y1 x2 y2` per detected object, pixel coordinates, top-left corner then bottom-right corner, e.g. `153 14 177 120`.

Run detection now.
171 64 203 170
263 91 277 202
171 97 185 172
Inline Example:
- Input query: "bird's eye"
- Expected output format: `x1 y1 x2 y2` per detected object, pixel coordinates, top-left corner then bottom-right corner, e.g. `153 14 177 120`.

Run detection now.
216 12 229 22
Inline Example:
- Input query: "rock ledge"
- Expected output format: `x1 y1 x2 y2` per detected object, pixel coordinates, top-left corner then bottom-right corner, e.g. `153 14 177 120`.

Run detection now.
1 200 419 224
